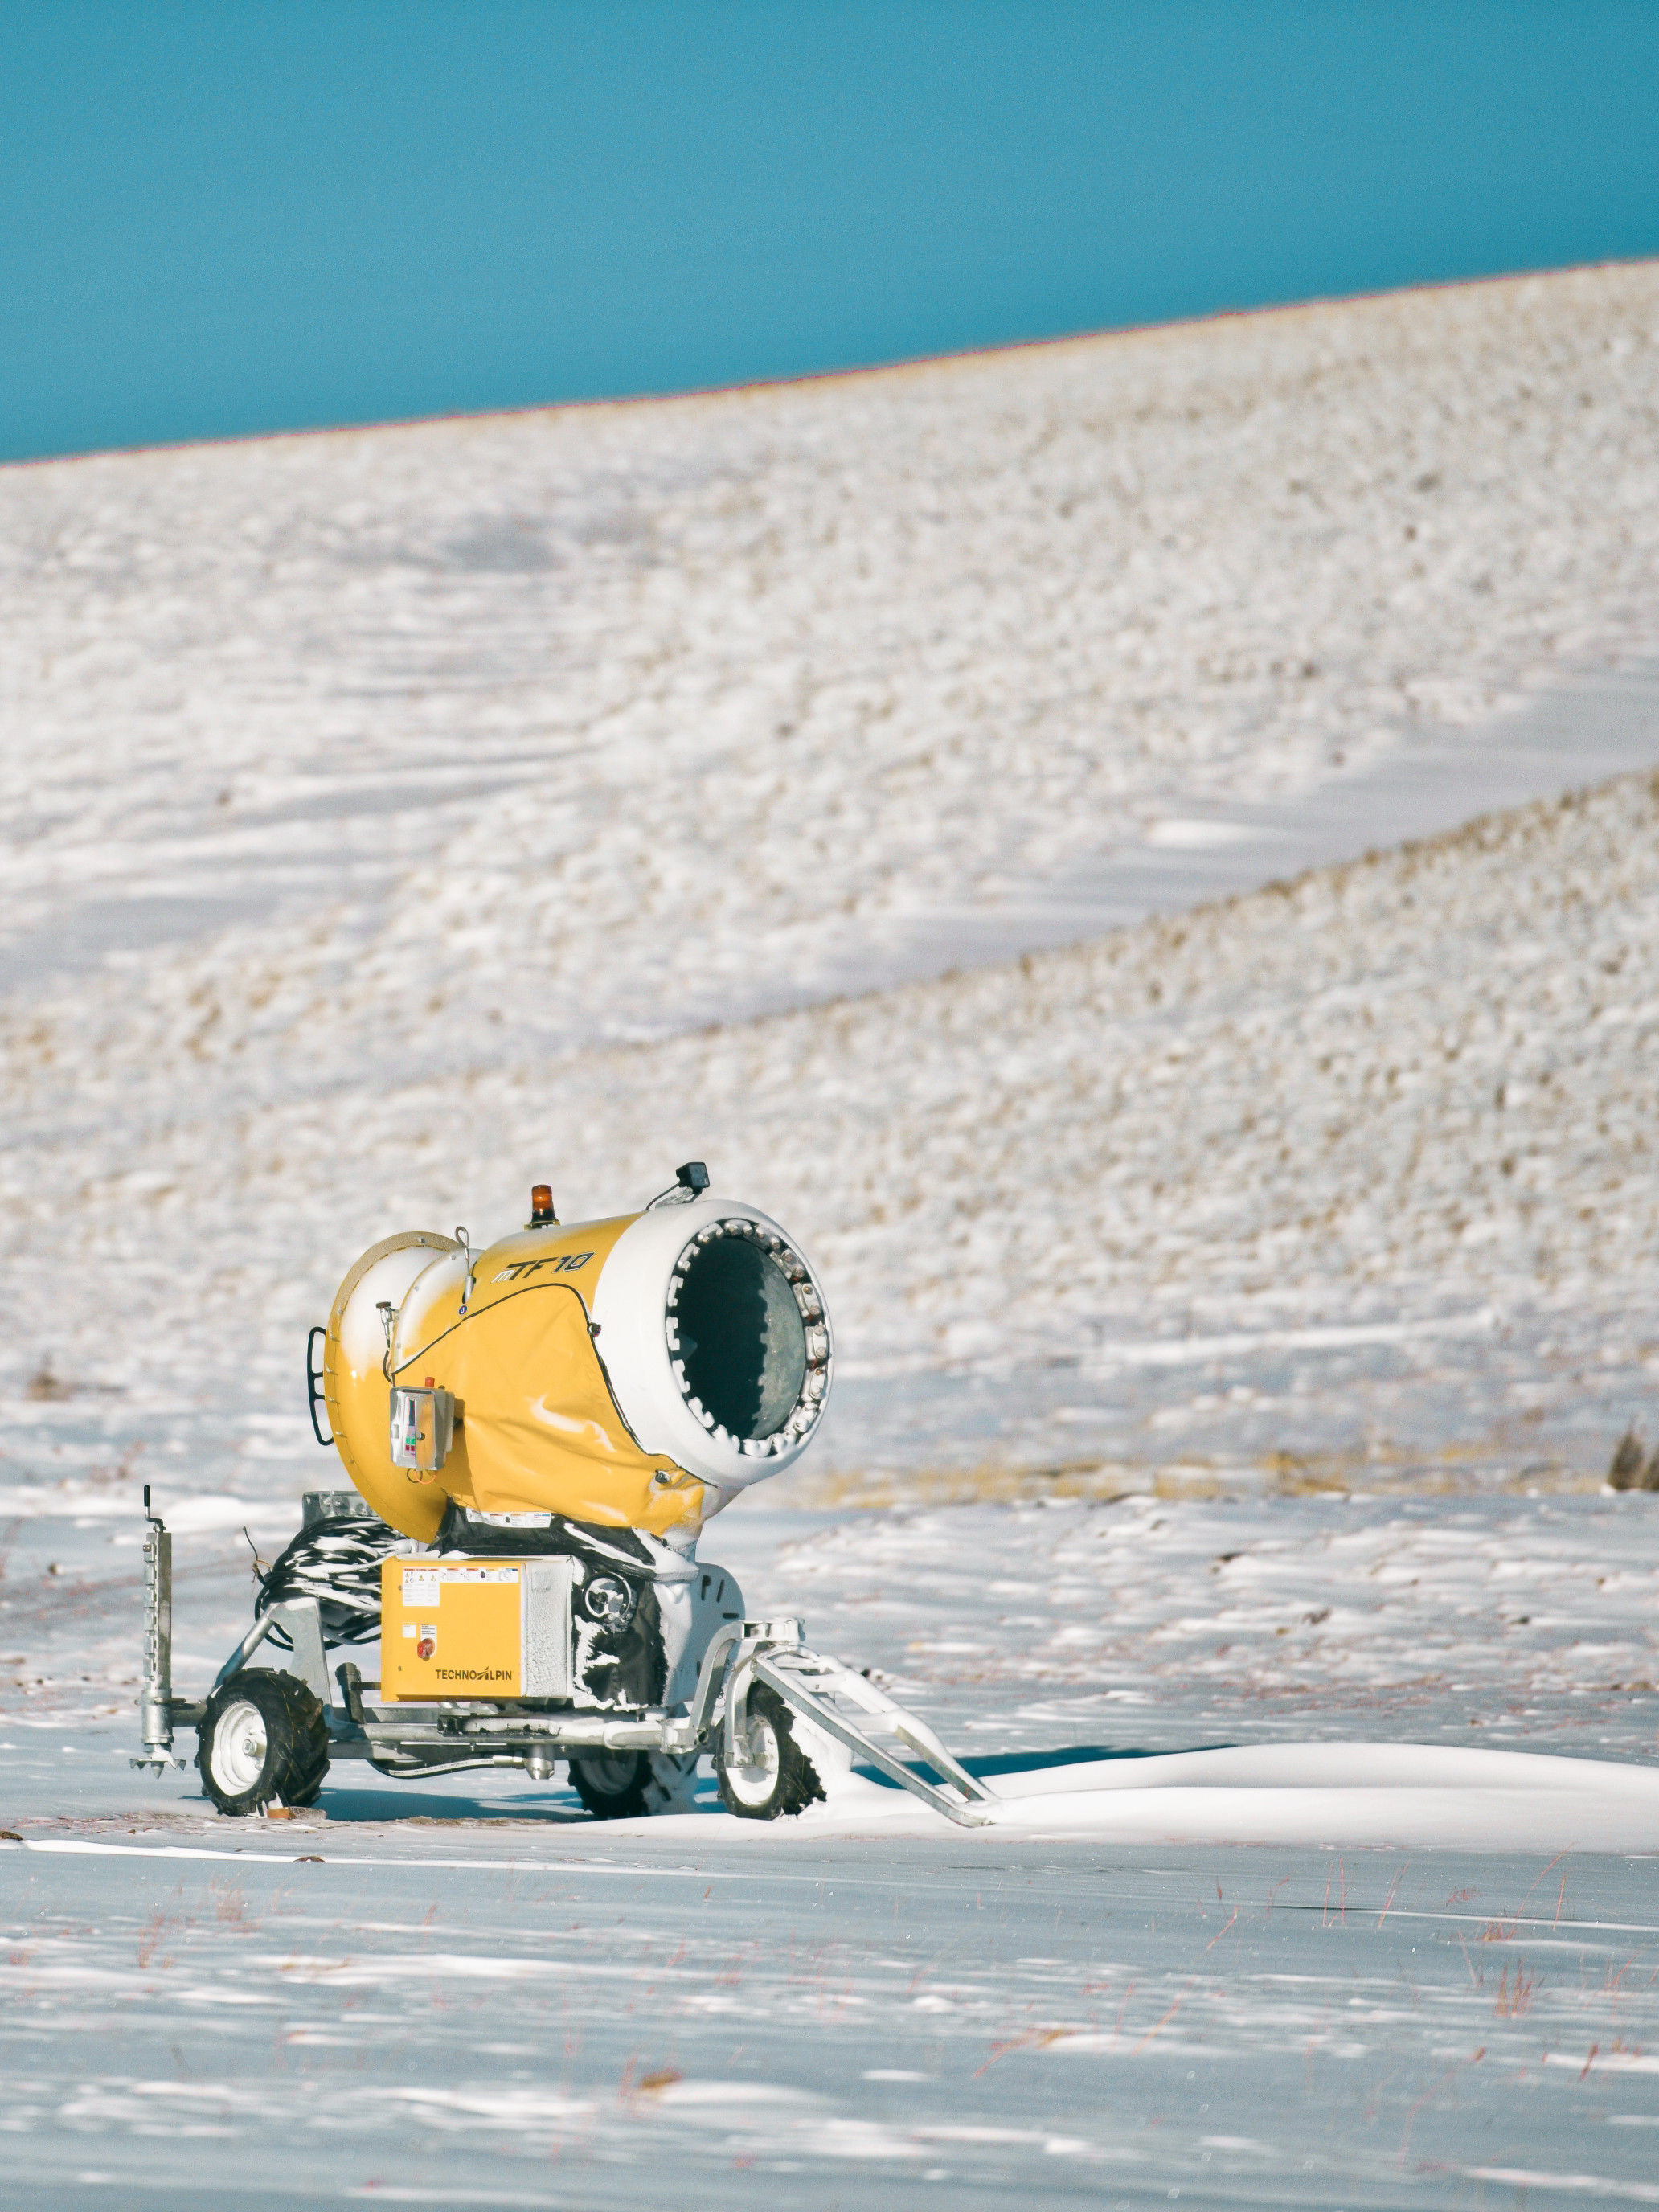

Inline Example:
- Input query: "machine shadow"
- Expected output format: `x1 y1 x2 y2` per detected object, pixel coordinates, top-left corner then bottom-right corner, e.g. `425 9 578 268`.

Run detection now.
316 1784 609 1824
316 1747 1240 1822
854 1743 1235 1791
314 1774 727 1825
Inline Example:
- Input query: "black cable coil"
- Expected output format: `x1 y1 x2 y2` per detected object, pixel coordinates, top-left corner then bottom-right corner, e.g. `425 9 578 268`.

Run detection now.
252 1518 403 1648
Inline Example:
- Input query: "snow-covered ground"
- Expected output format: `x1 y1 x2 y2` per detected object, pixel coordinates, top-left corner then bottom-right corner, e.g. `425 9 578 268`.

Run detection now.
4 1492 1659 2206
10 1825 1658 2211
4 264 1659 2206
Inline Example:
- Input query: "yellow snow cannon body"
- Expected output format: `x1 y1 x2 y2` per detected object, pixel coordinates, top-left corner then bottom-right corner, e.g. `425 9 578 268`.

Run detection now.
320 1169 834 1547
141 1173 993 1827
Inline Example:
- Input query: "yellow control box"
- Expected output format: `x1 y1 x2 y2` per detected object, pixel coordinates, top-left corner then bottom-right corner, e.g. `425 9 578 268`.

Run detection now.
381 1557 573 1702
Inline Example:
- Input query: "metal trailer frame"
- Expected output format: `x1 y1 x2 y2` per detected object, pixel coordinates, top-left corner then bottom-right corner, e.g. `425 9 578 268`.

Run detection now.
132 1497 995 1827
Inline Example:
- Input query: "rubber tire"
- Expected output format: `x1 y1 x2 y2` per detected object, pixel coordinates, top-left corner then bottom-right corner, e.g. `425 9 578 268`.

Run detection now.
569 1749 653 1820
197 1669 330 1817
715 1682 825 1821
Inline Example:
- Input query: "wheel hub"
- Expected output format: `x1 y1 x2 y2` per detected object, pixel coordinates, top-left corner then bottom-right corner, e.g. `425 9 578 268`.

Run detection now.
210 1698 268 1795
726 1713 780 1805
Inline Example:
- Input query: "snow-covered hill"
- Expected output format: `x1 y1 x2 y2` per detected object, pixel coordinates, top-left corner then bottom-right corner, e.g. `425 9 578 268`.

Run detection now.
387 766 1659 1496
3 261 1659 1499
27 760 1654 1500
6 264 1658 1076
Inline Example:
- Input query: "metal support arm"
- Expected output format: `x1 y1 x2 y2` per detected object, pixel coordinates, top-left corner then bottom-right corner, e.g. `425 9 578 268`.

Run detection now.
211 1598 331 1704
751 1643 996 1828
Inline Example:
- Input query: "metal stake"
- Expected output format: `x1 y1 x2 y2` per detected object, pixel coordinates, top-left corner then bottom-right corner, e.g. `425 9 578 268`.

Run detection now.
133 1488 184 1772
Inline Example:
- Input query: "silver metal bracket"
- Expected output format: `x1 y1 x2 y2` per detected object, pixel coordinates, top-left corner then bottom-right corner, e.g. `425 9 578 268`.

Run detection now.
747 1641 996 1827
211 1596 332 1704
267 1597 332 1703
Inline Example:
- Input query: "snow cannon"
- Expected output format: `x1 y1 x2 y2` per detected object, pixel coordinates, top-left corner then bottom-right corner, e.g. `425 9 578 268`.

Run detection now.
313 1165 834 1548
137 1166 994 1829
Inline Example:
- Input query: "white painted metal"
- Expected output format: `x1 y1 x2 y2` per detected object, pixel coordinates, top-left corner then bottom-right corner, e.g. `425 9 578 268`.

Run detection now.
208 1698 268 1796
589 1197 832 1489
721 1705 783 1807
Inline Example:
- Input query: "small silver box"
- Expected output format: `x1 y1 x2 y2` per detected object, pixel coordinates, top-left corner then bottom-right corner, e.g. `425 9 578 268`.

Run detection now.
390 1385 454 1472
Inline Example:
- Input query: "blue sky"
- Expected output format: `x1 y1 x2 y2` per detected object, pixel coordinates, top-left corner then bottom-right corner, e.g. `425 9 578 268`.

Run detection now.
2 1 1657 463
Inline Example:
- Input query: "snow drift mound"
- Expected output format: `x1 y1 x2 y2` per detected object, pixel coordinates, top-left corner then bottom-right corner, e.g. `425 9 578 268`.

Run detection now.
777 1739 1659 1853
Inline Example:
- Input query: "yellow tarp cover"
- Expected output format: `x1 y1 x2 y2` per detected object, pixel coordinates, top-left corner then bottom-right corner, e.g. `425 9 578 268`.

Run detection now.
394 1284 703 1538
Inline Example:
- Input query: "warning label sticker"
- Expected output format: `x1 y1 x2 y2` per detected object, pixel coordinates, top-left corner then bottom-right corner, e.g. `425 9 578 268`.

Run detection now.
399 1565 520 1607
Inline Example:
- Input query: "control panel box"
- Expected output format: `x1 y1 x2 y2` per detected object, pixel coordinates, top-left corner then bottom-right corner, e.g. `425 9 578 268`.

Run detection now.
381 1556 575 1702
